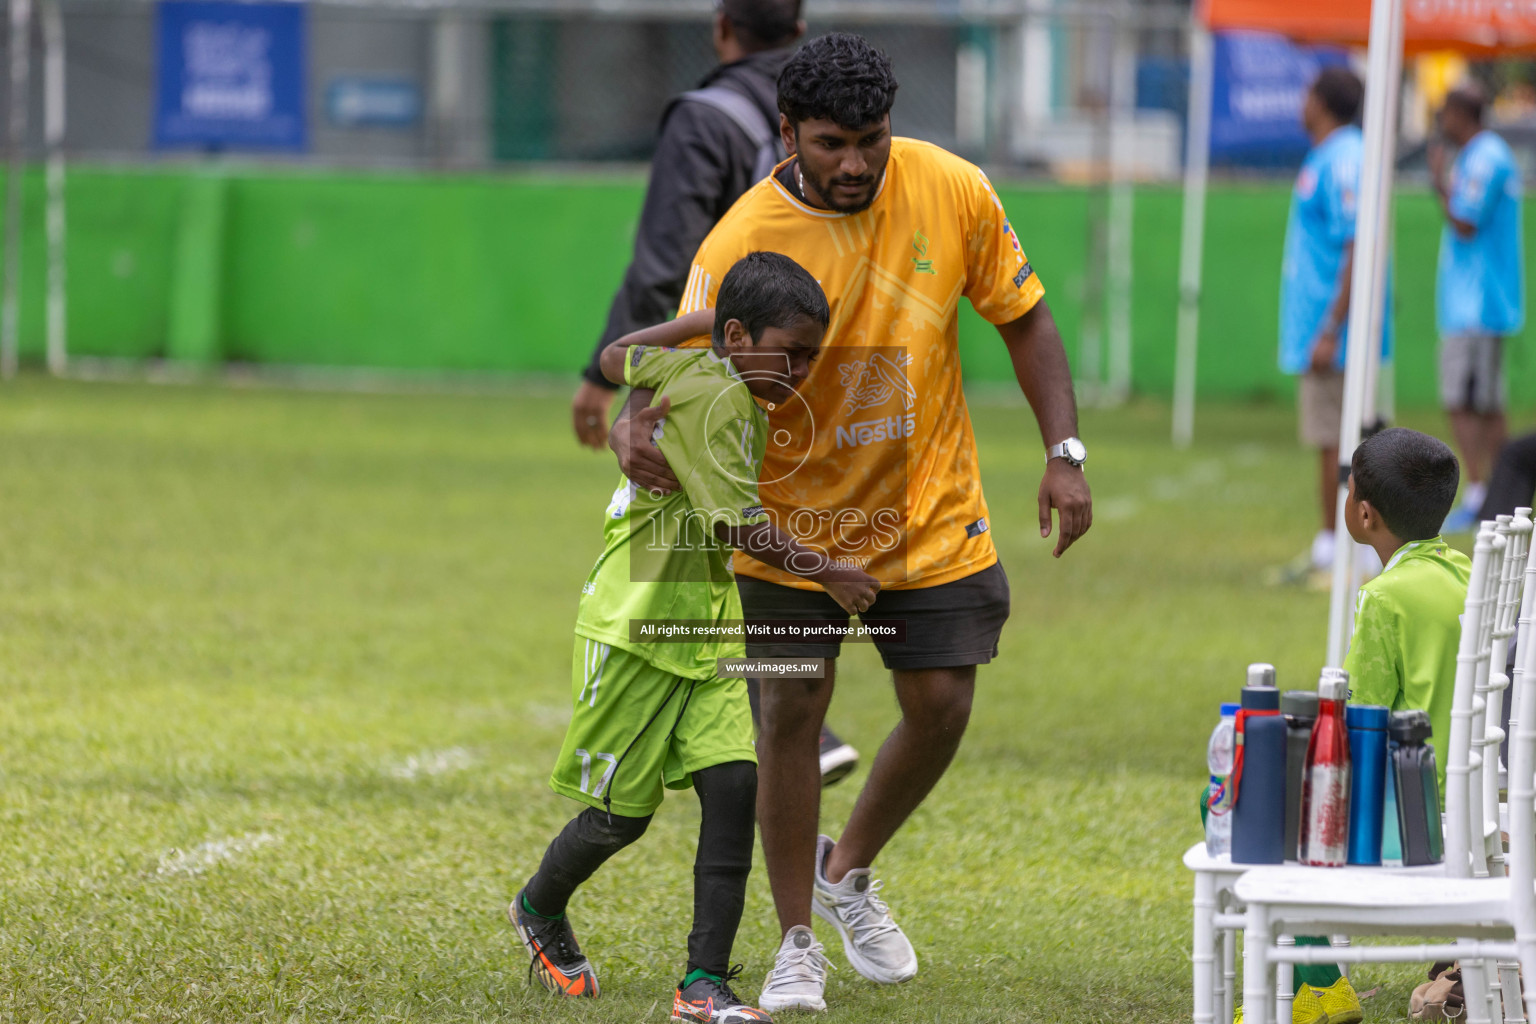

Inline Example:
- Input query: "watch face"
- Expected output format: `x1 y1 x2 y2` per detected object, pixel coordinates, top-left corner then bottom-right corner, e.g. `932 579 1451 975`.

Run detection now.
1065 438 1087 464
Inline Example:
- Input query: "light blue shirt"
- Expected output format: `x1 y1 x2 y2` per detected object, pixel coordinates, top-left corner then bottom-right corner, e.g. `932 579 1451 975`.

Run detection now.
1437 130 1525 337
1280 126 1392 375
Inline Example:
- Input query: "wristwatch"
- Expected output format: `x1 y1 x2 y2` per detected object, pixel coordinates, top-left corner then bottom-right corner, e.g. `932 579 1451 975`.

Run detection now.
1046 437 1088 468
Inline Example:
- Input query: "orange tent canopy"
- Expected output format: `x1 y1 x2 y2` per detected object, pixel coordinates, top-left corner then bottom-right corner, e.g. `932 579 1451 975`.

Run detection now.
1200 0 1536 55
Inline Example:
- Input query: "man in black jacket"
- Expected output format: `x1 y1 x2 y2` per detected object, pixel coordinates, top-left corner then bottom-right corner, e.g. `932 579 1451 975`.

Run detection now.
571 0 803 449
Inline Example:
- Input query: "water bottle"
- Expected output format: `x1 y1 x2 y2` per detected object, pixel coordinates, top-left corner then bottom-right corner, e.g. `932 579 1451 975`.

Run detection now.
1382 752 1403 865
1231 672 1287 864
1301 670 1352 866
1390 709 1444 866
1282 690 1319 862
1346 704 1390 865
1205 702 1240 856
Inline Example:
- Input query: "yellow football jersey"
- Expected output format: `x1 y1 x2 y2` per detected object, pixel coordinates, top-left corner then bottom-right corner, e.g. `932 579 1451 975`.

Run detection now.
678 137 1044 590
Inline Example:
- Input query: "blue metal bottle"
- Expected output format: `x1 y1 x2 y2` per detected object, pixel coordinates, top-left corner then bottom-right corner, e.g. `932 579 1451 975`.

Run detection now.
1345 704 1390 865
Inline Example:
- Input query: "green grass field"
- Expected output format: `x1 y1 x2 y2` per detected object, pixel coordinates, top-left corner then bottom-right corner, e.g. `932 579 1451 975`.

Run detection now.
0 377 1513 1023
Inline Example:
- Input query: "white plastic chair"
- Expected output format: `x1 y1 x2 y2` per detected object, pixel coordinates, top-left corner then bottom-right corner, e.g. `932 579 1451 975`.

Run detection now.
1511 510 1536 762
1235 522 1536 1024
1185 844 1245 1024
1444 517 1515 1024
1187 517 1526 1024
1482 513 1532 1023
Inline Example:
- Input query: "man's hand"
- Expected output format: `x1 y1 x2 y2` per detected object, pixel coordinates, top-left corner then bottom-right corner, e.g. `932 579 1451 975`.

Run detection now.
1309 327 1339 373
610 394 681 494
823 570 880 615
1038 459 1092 558
572 381 617 450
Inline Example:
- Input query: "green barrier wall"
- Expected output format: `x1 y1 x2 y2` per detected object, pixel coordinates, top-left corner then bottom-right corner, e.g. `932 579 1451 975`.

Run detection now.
6 165 1530 406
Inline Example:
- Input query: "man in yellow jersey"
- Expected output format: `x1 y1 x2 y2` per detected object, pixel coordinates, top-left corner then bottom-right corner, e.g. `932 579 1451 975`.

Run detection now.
611 33 1091 1012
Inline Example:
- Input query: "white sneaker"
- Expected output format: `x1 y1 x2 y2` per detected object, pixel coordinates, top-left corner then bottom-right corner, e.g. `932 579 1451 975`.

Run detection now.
810 834 917 984
1310 530 1336 571
759 924 831 1013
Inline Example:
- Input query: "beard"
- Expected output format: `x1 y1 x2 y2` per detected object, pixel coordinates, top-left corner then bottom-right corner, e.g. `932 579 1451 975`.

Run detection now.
800 161 881 215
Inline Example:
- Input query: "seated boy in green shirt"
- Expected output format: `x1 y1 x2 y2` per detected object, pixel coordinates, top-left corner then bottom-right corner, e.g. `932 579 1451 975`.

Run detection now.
1343 426 1469 799
511 252 879 1024
1256 429 1466 1024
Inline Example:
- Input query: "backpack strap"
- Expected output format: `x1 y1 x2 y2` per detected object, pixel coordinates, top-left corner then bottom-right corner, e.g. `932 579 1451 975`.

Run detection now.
675 86 784 181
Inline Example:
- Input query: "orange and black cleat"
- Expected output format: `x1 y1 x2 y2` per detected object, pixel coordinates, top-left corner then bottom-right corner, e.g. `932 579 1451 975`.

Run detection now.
509 889 599 998
671 966 773 1023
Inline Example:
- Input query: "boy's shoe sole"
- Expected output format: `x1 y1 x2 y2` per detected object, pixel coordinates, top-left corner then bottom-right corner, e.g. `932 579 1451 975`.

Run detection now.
508 895 599 998
819 741 859 788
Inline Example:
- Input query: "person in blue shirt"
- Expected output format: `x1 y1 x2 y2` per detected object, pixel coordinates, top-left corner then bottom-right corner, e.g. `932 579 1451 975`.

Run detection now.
1431 85 1526 532
1277 67 1387 584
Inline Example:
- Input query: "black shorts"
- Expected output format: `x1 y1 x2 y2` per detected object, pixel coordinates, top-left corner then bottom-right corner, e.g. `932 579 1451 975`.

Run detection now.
737 561 1011 671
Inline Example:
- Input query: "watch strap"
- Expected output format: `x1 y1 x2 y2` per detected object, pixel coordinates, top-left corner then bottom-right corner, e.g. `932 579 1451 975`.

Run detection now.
1046 438 1086 466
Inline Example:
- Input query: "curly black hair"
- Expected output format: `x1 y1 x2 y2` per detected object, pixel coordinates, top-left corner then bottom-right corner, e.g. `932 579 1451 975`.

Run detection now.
777 32 898 130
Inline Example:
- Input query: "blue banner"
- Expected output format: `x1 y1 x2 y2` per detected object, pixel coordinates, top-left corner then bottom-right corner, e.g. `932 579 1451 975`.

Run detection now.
325 77 421 128
154 1 307 152
1210 31 1349 167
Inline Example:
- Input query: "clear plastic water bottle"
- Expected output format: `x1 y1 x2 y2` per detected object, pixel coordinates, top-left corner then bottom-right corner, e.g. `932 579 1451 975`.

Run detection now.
1206 702 1240 856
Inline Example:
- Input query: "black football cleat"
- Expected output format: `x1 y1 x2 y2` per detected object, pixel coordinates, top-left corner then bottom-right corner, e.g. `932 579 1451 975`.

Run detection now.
509 888 599 998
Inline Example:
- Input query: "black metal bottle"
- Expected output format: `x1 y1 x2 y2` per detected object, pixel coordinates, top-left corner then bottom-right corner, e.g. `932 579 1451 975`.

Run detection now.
1389 709 1443 866
1281 690 1319 862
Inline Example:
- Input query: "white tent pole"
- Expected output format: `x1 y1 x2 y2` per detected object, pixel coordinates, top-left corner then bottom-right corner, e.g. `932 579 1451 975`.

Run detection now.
2 0 32 380
1326 0 1403 667
42 0 61 376
1361 5 1403 431
1343 0 1404 646
1172 22 1213 448
1106 13 1136 405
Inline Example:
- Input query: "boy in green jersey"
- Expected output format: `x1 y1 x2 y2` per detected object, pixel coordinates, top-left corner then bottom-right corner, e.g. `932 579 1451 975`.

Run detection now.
1275 427 1467 1024
1344 426 1468 795
512 252 878 1024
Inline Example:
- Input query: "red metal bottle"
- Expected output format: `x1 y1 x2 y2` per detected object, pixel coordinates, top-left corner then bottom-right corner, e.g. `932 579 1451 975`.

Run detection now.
1300 669 1352 867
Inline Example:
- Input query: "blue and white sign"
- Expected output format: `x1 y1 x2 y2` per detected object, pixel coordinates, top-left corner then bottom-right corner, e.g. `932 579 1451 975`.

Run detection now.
1210 31 1349 167
325 77 421 128
154 1 308 151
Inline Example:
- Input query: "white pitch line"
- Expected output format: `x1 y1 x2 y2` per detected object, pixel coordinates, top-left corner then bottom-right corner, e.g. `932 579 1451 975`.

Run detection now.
1098 496 1144 522
156 832 278 878
386 747 475 781
525 702 574 730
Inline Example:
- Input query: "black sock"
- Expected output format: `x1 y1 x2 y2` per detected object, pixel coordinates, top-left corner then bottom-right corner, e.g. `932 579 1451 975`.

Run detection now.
524 806 651 918
686 760 757 977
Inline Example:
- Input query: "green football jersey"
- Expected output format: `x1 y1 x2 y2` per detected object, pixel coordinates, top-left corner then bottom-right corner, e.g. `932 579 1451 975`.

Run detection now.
1343 535 1472 798
573 345 770 679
